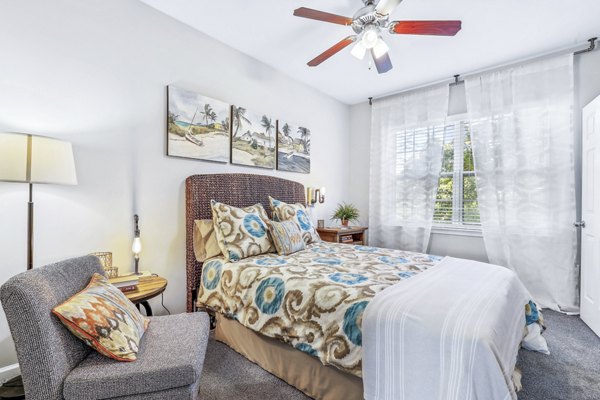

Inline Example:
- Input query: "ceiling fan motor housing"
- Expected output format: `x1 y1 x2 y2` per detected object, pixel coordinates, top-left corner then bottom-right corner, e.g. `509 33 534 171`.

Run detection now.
352 3 389 34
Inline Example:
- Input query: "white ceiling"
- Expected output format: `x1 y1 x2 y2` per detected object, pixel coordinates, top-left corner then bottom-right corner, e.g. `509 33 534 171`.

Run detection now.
141 0 600 105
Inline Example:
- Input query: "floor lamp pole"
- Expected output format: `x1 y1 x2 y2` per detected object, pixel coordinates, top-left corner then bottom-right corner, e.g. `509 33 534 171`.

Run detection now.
27 183 33 270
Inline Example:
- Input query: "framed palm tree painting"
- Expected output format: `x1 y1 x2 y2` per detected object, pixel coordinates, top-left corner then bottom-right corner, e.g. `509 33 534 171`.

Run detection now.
276 121 310 173
231 105 276 169
167 85 230 163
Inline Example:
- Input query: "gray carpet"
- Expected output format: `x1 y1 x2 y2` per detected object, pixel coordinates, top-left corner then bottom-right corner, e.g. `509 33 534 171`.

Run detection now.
516 311 600 400
199 311 600 399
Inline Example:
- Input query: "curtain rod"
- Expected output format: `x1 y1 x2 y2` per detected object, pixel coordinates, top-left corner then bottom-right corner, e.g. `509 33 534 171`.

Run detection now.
369 37 598 105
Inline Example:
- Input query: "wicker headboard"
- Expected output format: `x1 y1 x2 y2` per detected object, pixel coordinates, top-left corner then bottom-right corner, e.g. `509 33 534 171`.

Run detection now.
185 173 306 312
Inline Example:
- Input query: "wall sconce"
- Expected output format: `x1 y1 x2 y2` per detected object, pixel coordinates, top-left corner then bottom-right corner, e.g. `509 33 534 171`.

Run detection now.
308 187 326 205
132 214 142 275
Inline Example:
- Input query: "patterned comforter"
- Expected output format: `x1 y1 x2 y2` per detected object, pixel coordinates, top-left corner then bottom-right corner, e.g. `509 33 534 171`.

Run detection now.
196 242 442 377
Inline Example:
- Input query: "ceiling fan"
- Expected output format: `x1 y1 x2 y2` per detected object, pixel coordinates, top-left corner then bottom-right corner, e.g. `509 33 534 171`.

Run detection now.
293 0 462 74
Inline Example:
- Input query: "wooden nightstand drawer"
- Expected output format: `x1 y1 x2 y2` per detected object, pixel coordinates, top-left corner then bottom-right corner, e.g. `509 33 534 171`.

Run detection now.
316 226 368 245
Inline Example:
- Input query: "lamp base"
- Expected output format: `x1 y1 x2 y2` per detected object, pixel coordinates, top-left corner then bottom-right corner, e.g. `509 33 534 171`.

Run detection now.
27 183 34 270
134 256 141 275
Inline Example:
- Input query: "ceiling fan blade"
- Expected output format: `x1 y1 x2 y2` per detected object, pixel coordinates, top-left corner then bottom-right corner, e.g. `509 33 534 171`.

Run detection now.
308 36 356 67
375 0 403 16
371 50 393 74
390 20 462 36
293 7 353 26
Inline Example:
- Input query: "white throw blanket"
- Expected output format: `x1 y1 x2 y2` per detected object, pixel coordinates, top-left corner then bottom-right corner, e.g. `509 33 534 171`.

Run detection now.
362 257 531 400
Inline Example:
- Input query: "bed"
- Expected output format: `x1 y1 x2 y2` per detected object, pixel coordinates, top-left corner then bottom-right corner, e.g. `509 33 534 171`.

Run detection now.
186 173 365 399
186 173 544 400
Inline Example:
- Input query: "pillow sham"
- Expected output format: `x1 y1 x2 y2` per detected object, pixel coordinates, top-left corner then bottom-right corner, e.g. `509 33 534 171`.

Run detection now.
269 196 320 244
211 200 275 261
193 219 223 262
268 219 306 256
52 273 149 362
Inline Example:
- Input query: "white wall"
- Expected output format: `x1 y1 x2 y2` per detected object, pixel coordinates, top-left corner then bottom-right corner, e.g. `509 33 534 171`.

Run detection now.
348 48 600 265
348 102 371 226
0 0 351 367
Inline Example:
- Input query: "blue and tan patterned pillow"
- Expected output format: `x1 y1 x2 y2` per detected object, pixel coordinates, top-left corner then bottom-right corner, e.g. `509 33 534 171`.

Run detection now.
268 219 306 255
211 200 275 261
269 196 320 244
52 273 149 362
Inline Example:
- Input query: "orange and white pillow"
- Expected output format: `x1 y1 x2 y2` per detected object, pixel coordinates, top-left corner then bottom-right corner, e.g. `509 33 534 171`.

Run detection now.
52 273 149 361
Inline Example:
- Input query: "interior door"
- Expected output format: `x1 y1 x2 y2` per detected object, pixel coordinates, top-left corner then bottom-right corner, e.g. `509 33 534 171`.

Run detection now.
581 94 600 337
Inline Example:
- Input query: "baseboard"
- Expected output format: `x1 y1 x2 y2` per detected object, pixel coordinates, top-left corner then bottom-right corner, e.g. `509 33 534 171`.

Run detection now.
0 363 20 385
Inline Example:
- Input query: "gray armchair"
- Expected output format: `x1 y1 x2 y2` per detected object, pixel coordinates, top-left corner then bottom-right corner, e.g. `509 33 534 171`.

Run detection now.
0 255 210 400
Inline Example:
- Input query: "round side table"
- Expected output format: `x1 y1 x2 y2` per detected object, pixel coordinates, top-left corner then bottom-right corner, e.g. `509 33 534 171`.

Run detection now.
124 275 168 316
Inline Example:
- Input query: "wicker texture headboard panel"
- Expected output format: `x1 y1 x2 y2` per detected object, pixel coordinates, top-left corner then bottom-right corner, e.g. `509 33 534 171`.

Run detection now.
185 173 306 312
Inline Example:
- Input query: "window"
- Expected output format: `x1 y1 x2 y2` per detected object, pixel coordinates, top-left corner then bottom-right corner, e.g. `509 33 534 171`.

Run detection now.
434 120 480 227
393 118 480 230
394 124 448 222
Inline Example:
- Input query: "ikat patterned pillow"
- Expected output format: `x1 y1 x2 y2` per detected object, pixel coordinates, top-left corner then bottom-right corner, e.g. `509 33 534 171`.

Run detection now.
52 273 149 362
268 196 320 244
211 200 275 261
267 219 306 255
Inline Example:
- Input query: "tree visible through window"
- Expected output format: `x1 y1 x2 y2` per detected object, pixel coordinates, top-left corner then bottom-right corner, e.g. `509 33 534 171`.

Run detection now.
434 121 480 226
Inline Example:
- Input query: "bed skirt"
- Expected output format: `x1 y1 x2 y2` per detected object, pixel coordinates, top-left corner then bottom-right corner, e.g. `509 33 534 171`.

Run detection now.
215 313 364 400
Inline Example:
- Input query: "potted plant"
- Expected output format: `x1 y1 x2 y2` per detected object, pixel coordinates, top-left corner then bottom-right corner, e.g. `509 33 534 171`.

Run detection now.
331 203 360 227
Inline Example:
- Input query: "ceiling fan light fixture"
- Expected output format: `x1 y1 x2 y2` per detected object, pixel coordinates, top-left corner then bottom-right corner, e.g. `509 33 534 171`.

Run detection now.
351 42 367 60
361 25 379 49
372 38 389 59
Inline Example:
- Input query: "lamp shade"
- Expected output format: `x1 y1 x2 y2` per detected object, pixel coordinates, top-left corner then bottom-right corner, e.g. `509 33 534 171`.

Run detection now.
0 132 77 185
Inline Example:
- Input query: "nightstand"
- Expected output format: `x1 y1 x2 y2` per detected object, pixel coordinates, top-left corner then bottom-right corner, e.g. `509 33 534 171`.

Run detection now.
316 226 368 245
123 275 167 316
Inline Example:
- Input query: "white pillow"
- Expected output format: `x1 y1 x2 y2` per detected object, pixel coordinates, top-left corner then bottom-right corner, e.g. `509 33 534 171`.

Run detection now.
521 323 550 354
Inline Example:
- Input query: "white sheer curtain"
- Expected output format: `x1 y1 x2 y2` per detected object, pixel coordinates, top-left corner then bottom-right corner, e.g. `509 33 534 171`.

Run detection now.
369 85 449 252
466 54 578 312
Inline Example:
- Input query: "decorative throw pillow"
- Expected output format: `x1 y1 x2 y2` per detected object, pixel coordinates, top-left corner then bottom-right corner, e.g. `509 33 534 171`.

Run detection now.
268 219 306 255
193 219 223 262
269 196 320 244
52 273 149 362
211 200 275 261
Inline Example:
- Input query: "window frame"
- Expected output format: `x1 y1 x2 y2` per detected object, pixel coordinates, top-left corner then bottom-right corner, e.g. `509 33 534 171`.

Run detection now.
433 113 482 234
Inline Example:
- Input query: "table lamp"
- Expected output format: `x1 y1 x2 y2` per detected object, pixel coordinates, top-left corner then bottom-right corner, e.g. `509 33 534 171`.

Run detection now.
132 214 142 275
0 132 77 270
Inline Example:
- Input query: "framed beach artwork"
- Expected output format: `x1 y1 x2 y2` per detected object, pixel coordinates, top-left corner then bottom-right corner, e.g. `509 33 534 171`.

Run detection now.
276 121 310 173
167 85 230 163
231 105 276 169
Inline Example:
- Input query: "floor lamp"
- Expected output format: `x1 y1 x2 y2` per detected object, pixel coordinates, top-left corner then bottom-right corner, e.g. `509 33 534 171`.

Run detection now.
0 132 77 270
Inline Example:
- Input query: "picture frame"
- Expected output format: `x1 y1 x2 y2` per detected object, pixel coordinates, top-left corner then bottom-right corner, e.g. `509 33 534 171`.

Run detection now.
276 120 310 173
230 105 276 169
167 85 230 163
